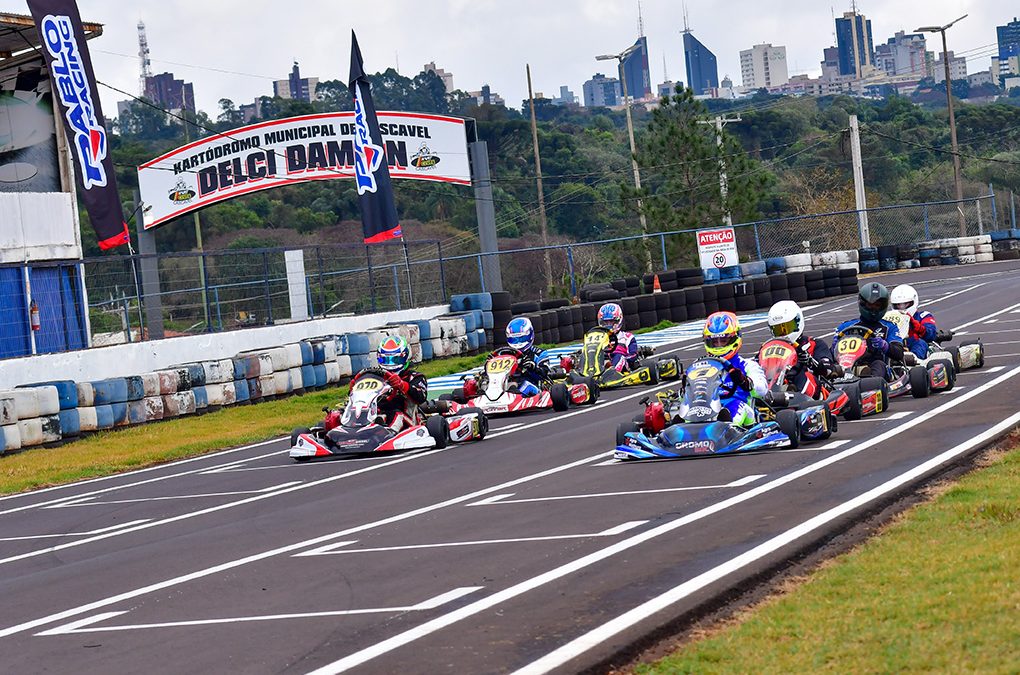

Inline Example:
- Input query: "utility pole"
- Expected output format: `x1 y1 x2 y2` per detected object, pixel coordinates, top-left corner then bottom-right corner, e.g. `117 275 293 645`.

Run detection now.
181 120 210 329
526 64 554 293
699 115 741 227
916 15 968 236
596 45 653 273
848 114 870 248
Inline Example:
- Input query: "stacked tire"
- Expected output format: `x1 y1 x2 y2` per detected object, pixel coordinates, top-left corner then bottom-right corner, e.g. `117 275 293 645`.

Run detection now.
991 229 1020 261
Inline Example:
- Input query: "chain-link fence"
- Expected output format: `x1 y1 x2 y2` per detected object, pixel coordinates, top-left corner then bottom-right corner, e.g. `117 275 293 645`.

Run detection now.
4 192 1015 358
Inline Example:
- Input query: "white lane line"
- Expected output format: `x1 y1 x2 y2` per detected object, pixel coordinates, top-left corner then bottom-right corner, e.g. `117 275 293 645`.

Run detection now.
987 353 1020 358
514 406 1020 675
986 366 1006 373
819 439 852 449
0 438 288 505
0 451 608 639
954 301 1020 331
0 520 151 542
591 458 621 466
962 329 1020 335
36 587 483 635
467 476 767 507
294 521 649 557
297 363 1020 675
43 482 303 509
982 341 1020 346
925 283 987 307
0 447 287 517
986 319 998 324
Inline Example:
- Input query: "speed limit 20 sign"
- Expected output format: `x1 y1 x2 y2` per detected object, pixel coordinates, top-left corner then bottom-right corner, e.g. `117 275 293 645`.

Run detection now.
696 227 739 269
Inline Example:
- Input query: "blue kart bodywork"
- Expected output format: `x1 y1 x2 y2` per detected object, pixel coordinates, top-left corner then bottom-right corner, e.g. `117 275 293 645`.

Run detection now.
614 356 805 461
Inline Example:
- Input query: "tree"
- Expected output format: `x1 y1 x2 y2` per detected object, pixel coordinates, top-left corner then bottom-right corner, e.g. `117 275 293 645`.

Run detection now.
635 86 769 234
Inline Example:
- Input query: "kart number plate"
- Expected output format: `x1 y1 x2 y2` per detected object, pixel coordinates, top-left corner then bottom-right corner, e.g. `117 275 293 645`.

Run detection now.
352 379 382 392
762 344 795 359
487 357 515 374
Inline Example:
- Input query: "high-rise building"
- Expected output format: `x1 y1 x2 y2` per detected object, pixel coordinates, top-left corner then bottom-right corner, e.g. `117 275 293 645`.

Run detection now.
551 85 578 106
467 84 505 107
582 73 622 107
683 31 719 95
820 46 842 81
995 17 1020 84
621 36 652 100
423 62 454 93
739 43 789 89
835 10 875 78
657 80 676 99
874 31 929 78
144 72 195 115
933 51 968 83
274 62 318 103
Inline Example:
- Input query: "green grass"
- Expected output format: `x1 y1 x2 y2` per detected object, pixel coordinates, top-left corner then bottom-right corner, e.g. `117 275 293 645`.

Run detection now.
0 350 494 496
637 436 1020 674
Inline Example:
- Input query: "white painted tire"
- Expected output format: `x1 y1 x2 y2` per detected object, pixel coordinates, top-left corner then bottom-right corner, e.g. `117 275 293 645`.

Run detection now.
0 395 16 425
976 243 992 254
141 373 161 398
324 361 341 384
288 367 304 391
283 344 304 370
258 374 277 397
144 396 165 421
784 253 812 267
76 382 95 407
958 254 977 264
957 245 976 256
77 407 98 432
787 265 813 273
2 423 23 451
975 252 994 263
335 355 353 378
273 370 292 395
837 262 860 271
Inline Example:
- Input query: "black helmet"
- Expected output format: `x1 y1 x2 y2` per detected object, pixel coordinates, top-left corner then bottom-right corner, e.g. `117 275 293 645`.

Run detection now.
858 282 890 323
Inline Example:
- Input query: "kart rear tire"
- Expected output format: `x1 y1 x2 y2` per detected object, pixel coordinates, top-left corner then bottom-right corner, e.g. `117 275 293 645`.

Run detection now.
947 346 963 372
451 387 467 404
932 358 956 391
860 376 890 413
777 408 801 449
426 415 450 449
909 365 930 398
550 383 571 412
616 421 638 447
642 359 660 385
290 427 311 448
842 383 863 421
584 377 600 404
656 356 681 381
457 406 488 440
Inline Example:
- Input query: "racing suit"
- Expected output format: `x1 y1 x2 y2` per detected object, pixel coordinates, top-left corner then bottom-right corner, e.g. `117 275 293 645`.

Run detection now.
788 336 837 395
902 310 938 360
833 318 904 380
609 330 640 372
720 354 768 427
509 347 547 398
347 369 428 431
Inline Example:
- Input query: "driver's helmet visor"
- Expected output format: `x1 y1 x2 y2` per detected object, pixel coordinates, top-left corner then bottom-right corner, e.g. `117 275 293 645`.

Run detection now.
892 301 912 311
770 318 798 337
506 334 531 350
861 298 887 314
705 336 734 349
378 353 405 372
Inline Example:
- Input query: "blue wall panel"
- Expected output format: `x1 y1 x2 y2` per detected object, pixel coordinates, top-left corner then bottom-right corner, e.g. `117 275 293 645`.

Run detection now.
0 267 30 359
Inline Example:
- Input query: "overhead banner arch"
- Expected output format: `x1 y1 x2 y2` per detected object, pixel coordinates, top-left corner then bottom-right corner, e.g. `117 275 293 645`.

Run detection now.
138 111 470 230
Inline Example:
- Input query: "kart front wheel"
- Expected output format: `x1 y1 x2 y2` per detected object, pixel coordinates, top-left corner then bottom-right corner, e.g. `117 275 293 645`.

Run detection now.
426 415 450 449
616 421 639 447
909 365 930 398
451 387 468 404
777 409 800 449
550 383 571 412
642 359 660 385
290 427 311 447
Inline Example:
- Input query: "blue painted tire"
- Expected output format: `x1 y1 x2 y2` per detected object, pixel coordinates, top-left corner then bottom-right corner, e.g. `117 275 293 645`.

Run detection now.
310 341 326 365
918 248 939 259
858 247 879 261
58 409 80 437
456 312 478 333
420 340 434 361
407 320 432 340
340 333 372 355
232 358 247 381
124 376 145 401
467 330 479 351
879 258 897 272
702 268 721 282
300 365 316 390
127 400 147 425
764 257 787 274
989 230 1012 242
247 377 263 399
739 261 767 277
299 341 314 366
859 259 880 273
480 311 494 330
451 293 493 312
94 404 116 429
233 378 251 402
109 401 128 425
91 378 129 405
313 364 327 387
192 386 209 409
720 265 742 280
941 256 959 266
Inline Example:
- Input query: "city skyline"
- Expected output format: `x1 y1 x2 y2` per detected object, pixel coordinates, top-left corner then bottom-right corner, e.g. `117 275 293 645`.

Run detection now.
74 0 1012 118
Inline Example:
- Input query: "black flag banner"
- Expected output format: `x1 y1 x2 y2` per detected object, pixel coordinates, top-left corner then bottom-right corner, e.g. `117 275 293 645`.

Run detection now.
348 30 402 244
27 0 129 250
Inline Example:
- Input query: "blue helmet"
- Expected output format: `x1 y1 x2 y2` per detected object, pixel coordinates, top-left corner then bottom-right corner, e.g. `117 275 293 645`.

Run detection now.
598 303 624 331
505 317 535 352
377 335 410 372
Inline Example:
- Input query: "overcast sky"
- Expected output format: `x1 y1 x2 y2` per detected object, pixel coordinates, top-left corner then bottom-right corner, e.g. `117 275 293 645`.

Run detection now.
28 0 1010 117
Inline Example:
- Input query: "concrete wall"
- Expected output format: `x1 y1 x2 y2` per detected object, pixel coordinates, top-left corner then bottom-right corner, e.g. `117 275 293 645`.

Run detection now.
0 304 449 389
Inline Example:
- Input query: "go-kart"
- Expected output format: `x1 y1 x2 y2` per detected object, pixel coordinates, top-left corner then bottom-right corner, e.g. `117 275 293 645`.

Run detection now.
828 325 918 409
881 310 961 393
934 329 985 371
553 325 680 389
442 348 597 417
614 357 805 461
289 369 487 461
756 338 860 422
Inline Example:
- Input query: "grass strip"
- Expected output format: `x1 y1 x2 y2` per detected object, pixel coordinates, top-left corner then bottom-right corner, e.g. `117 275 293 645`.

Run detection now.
638 434 1020 674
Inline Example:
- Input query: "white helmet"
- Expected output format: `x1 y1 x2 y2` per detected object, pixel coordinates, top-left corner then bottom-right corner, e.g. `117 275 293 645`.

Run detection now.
890 284 919 316
767 300 804 344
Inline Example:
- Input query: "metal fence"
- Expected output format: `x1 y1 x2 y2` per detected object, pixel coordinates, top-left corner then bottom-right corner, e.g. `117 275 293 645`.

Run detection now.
13 190 1015 352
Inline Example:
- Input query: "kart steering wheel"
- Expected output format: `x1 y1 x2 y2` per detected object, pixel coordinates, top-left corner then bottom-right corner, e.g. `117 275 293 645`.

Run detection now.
835 325 875 341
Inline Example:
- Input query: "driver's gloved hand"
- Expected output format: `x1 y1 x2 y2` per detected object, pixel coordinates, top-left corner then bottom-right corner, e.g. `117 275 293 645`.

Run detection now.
867 337 889 353
728 366 750 391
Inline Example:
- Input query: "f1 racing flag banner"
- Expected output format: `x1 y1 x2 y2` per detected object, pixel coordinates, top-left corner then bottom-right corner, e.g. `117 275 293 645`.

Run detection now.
27 0 130 250
137 111 469 231
348 31 401 243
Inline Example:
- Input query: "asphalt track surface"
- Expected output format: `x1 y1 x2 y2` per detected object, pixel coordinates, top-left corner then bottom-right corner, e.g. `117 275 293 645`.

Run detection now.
3 261 1020 675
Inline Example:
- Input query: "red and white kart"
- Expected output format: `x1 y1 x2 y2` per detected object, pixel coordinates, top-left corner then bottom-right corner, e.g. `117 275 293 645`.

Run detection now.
883 310 983 391
289 369 487 462
441 347 598 417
